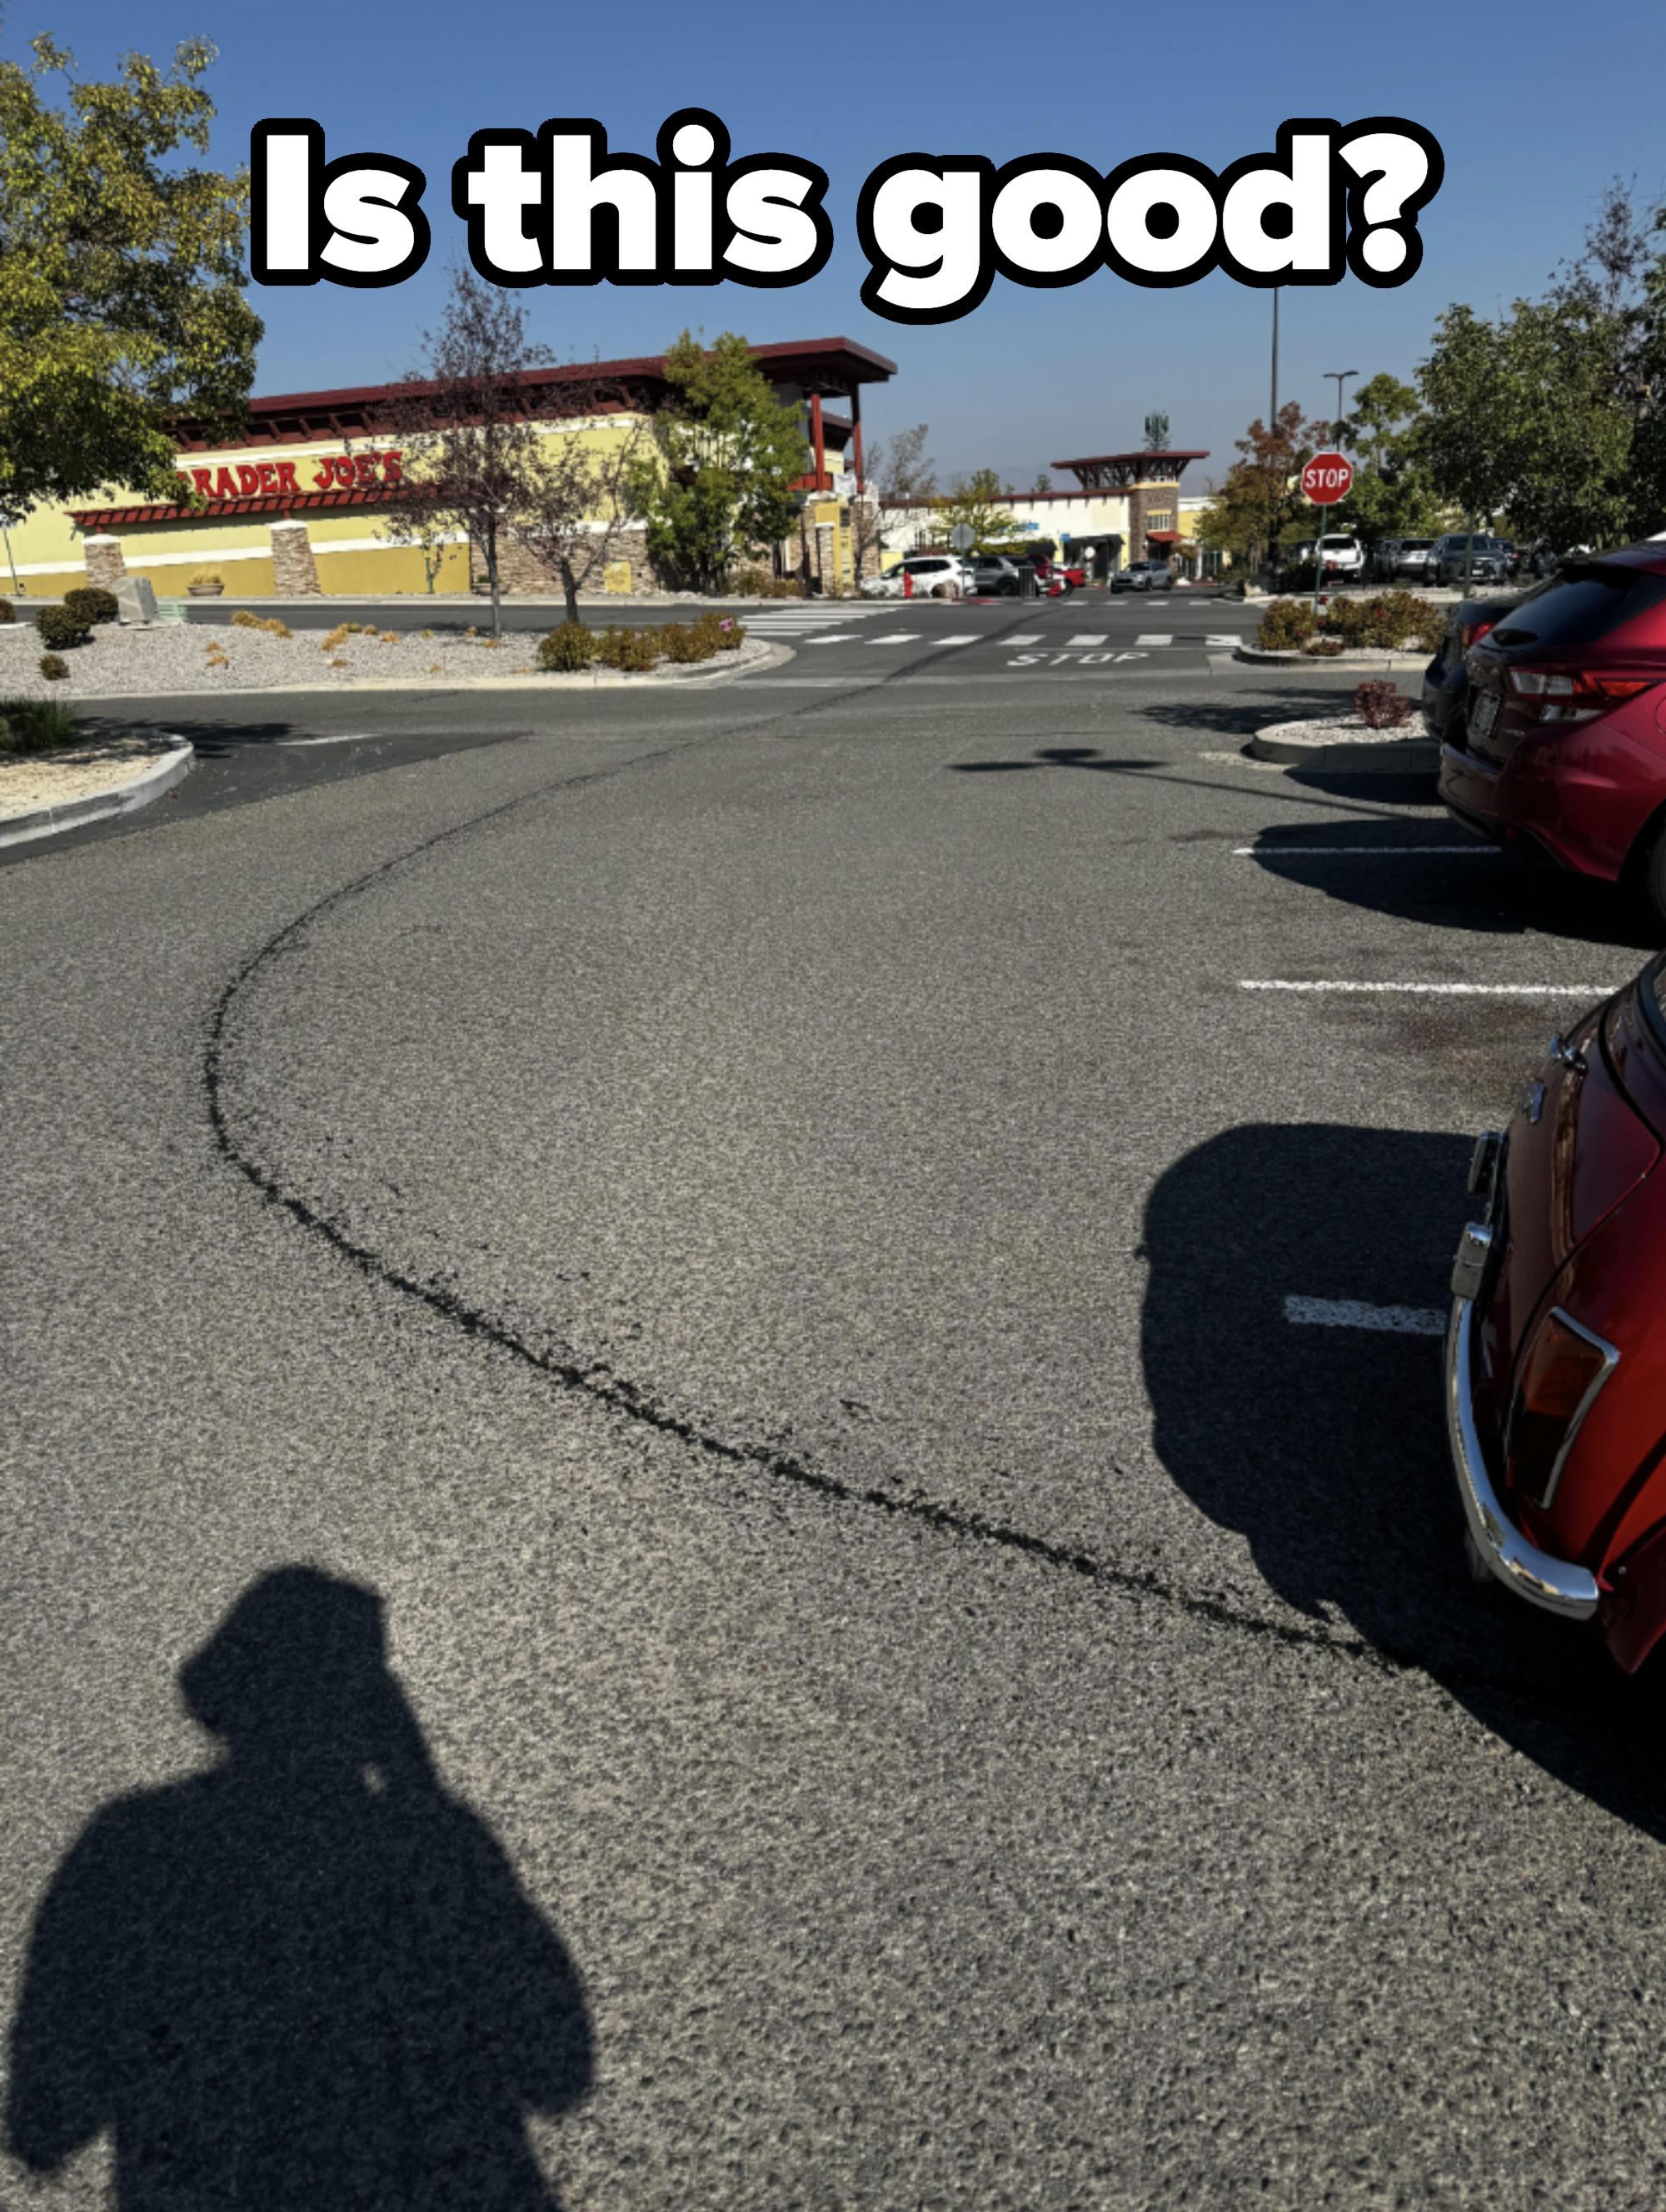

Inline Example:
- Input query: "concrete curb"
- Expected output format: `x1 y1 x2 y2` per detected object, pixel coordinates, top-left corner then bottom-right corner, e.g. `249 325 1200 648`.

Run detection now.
0 735 193 848
1249 726 1438 774
1235 643 1432 671
12 638 795 710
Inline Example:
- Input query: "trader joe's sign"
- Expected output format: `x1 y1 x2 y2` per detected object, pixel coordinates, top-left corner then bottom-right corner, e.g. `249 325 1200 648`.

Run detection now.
172 448 404 503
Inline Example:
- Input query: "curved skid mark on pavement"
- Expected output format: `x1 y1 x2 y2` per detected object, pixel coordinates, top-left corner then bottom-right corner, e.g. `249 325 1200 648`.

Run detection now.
199 715 1548 1711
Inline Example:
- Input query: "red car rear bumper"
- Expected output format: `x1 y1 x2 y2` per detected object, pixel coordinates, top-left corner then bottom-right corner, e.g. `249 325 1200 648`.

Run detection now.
1439 700 1666 882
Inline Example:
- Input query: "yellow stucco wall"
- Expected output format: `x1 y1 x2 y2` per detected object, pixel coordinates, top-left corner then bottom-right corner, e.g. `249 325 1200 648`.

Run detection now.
2 416 648 599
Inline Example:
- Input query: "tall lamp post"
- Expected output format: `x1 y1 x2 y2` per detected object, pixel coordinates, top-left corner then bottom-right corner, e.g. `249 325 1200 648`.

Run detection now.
1324 369 1357 451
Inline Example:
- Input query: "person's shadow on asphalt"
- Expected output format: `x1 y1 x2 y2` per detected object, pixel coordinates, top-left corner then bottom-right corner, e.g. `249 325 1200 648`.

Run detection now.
6 1567 592 2208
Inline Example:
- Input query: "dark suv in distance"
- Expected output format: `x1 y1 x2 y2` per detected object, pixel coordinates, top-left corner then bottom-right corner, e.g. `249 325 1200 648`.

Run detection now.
1435 534 1513 588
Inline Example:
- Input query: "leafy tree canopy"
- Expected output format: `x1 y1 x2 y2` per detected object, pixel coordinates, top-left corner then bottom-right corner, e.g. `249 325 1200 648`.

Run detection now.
0 34 260 516
629 331 809 592
938 467 1016 550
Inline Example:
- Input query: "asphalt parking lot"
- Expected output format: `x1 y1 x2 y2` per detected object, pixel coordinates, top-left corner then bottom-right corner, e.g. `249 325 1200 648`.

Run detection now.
4 634 1664 2208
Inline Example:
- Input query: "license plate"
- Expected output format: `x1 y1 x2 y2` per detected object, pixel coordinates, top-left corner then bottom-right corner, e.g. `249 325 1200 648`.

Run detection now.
1470 690 1501 741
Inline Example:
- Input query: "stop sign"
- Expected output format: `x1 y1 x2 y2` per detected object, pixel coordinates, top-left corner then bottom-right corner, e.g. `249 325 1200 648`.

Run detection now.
1302 451 1354 506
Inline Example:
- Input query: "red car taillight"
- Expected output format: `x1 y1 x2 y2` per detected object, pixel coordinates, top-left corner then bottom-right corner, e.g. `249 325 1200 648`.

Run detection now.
1504 1307 1619 1508
1460 620 1494 649
1505 669 1658 723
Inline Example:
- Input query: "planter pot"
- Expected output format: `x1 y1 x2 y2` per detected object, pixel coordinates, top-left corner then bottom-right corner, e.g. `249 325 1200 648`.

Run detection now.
187 580 224 598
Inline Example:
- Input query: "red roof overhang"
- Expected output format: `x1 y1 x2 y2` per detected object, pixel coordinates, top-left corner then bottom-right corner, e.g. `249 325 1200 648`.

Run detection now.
69 486 402 531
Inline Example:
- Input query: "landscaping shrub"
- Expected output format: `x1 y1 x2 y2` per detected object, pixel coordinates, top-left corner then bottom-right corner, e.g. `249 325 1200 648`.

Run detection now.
1257 599 1319 650
594 625 660 672
729 567 803 598
0 599 13 625
63 585 118 626
1276 560 1319 593
35 605 92 650
658 622 715 665
1354 680 1416 730
690 610 745 654
38 655 70 682
1304 637 1344 657
536 622 596 671
231 610 292 638
0 693 79 745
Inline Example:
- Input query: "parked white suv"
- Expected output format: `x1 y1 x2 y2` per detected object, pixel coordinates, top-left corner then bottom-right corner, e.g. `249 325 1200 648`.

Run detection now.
860 554 969 600
1317 534 1365 578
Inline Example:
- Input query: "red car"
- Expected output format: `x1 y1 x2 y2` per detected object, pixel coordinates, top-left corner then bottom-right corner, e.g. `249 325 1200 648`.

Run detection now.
1449 954 1666 1668
1439 545 1666 929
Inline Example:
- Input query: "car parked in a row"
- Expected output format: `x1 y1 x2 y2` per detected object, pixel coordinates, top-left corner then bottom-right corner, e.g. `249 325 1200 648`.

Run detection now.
1449 952 1666 1670
1110 561 1175 594
1436 543 1666 929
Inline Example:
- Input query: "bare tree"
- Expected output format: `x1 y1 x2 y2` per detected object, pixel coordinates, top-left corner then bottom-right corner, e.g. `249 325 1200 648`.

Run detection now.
507 413 646 624
849 421 936 583
379 268 643 637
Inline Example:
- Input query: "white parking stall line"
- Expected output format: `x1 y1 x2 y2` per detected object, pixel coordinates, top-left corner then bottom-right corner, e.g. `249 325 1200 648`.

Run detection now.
1233 845 1498 857
1135 633 1174 646
1284 1296 1446 1337
1241 979 1618 996
1067 633 1107 646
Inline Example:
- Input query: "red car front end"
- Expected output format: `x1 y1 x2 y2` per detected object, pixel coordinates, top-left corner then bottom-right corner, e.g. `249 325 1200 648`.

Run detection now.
1449 956 1666 1669
1438 547 1666 882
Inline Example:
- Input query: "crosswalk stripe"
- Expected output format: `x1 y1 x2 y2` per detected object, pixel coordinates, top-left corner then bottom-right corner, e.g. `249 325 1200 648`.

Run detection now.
1205 634 1240 648
935 635 979 645
1135 633 1173 646
1007 634 1044 645
1068 633 1107 645
870 633 921 644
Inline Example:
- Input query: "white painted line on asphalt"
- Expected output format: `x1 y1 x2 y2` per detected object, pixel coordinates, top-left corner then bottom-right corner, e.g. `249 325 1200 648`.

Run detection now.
1135 633 1174 646
1232 845 1498 856
1007 634 1044 645
279 732 378 745
802 635 861 645
1205 635 1241 648
1241 979 1617 995
870 633 923 644
935 635 980 645
1068 633 1107 645
1284 1296 1446 1337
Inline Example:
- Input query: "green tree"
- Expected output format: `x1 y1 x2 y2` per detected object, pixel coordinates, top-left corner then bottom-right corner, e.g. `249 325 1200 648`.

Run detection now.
1419 298 1634 546
938 467 1016 550
0 33 260 516
628 331 809 592
1332 372 1440 540
1191 403 1325 572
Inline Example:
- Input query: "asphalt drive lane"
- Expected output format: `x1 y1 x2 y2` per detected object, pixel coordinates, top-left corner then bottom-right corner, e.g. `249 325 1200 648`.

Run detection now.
7 665 1666 2208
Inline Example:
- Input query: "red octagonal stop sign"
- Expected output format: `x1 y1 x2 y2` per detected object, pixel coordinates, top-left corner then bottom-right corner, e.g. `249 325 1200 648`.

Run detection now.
1302 451 1354 506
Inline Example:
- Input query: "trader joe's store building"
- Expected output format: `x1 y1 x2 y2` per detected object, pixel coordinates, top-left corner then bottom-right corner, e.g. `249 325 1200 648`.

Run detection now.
7 337 896 601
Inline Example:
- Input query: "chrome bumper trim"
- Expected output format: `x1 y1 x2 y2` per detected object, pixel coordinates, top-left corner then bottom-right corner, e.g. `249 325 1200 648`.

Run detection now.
1445 1294 1599 1619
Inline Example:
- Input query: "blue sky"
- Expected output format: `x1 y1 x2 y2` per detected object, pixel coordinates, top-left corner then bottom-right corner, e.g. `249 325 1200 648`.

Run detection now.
15 0 1666 489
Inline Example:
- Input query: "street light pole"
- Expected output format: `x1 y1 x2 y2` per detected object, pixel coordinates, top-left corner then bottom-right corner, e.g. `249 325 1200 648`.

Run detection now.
1270 288 1279 431
1324 369 1358 450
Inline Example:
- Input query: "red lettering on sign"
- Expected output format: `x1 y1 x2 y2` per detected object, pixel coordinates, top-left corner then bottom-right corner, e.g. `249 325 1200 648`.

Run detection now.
192 468 214 496
355 454 377 487
257 462 277 494
276 461 299 494
237 464 261 495
382 450 402 484
176 472 195 501
213 466 238 500
311 461 334 490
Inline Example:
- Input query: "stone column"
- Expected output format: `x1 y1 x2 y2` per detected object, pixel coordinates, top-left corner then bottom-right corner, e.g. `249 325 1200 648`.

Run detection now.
83 535 127 593
270 517 322 595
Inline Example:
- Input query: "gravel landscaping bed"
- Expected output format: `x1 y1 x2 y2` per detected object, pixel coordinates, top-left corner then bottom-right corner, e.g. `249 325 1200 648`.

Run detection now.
0 617 761 698
0 734 182 820
1254 713 1422 748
